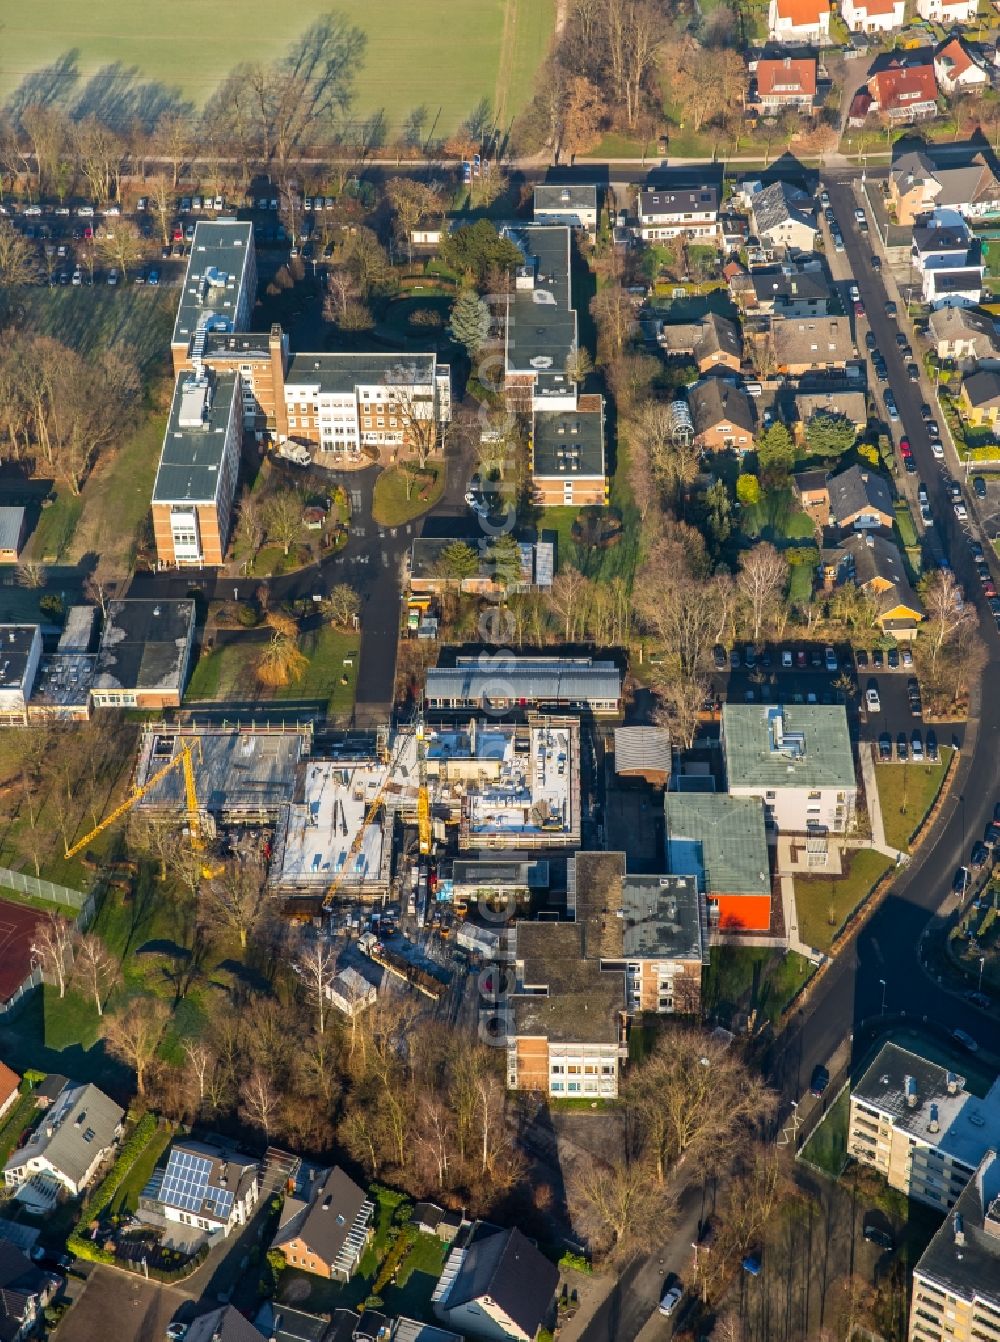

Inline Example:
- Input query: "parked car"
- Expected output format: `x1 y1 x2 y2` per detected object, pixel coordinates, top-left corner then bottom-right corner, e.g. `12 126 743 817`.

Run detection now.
742 1255 763 1277
955 500 968 521
873 649 884 668
825 645 837 672
713 645 727 670
911 733 923 761
902 647 913 668
856 649 869 669
896 734 908 761
926 729 938 762
781 649 793 668
885 300 897 317
107 268 118 285
971 840 990 869
166 1324 189 1341
931 440 945 459
953 867 970 894
966 990 991 1009
810 1064 830 1098
974 476 987 500
658 1286 683 1317
863 1224 894 1252
887 648 899 669
878 733 892 762
952 1027 979 1053
866 686 881 712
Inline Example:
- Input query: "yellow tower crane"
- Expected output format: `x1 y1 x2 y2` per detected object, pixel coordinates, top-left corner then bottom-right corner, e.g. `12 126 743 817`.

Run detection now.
63 739 204 861
416 707 431 858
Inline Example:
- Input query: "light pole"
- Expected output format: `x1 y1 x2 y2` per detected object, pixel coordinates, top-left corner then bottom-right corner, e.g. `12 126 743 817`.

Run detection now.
879 977 887 1015
979 956 986 993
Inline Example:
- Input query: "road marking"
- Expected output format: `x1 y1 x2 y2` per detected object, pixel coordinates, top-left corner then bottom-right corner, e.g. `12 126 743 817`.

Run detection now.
350 490 363 511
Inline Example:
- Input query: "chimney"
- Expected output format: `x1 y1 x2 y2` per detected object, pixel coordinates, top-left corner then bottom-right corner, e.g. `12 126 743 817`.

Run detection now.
928 1102 940 1134
947 1072 961 1095
953 1212 965 1247
904 1075 918 1109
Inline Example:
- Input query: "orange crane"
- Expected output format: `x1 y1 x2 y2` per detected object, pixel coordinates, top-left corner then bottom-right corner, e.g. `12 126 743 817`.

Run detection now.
64 739 204 861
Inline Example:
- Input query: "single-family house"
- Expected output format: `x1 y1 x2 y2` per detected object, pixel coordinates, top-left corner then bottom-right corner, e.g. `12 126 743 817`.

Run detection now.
828 464 895 533
923 267 984 308
689 379 756 454
842 0 905 33
0 1241 59 1342
4 1081 124 1208
750 181 819 253
142 1139 259 1247
271 1166 374 1281
751 55 818 114
911 213 984 310
0 1066 19 1123
664 793 772 931
929 306 1000 367
532 185 598 235
935 36 989 93
636 186 720 241
771 316 855 375
722 703 857 833
918 0 977 17
0 509 27 565
794 468 832 526
432 1223 558 1342
867 60 939 122
185 1305 269 1342
890 150 1000 225
826 532 925 636
767 0 832 42
745 263 831 317
794 389 868 433
696 313 743 373
961 368 1000 426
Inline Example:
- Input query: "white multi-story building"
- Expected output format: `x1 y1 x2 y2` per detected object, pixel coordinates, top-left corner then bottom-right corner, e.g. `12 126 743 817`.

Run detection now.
917 0 977 22
636 186 720 241
0 626 42 727
767 0 832 42
841 0 905 32
722 704 857 833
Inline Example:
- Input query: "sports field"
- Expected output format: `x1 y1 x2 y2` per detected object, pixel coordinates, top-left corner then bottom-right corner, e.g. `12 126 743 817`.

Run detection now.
0 0 555 138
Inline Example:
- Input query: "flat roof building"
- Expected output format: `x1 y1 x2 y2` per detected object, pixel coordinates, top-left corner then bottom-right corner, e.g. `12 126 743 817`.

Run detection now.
722 703 857 833
849 1042 1000 1211
171 220 257 374
152 368 242 568
664 793 772 931
93 599 196 710
909 1149 1000 1342
426 656 622 716
0 508 27 564
0 626 42 727
533 184 598 234
502 225 579 414
531 396 606 508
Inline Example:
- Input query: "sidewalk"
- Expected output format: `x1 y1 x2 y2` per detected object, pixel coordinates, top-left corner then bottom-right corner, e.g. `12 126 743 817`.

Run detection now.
858 740 905 863
779 875 823 962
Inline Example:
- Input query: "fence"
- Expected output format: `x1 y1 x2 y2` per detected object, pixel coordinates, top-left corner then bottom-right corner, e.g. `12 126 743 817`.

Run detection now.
0 866 96 929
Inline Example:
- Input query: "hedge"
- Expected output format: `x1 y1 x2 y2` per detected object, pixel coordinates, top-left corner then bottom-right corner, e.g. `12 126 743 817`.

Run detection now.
558 1250 593 1273
77 1113 159 1228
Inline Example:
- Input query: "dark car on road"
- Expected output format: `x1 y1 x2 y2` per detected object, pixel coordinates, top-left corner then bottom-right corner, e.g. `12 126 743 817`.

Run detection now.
966 990 992 1009
953 866 970 893
885 300 897 317
810 1064 830 1098
863 1224 895 1252
974 476 988 500
971 841 990 869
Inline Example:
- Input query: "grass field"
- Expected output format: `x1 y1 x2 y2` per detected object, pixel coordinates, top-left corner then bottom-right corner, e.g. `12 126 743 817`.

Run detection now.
372 464 444 526
796 849 893 953
703 946 814 1026
187 626 360 715
799 1085 850 1178
876 749 952 853
0 0 554 139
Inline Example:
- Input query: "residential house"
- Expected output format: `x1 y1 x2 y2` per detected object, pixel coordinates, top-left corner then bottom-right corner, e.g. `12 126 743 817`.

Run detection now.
613 726 672 787
767 0 832 42
327 967 377 1017
794 389 868 433
890 150 1000 225
929 306 1000 367
771 316 855 375
0 627 42 727
849 1042 1000 1211
744 263 831 317
751 55 817 114
664 793 772 931
917 0 978 20
0 1066 19 1123
911 213 982 297
828 464 895 533
908 1148 1000 1342
961 367 1000 425
501 226 579 413
4 1080 124 1208
271 1166 374 1281
533 184 598 235
170 220 258 376
0 509 27 565
0 1241 59 1342
185 1305 268 1342
92 599 196 710
922 268 984 308
432 1223 558 1342
636 186 720 241
425 657 622 715
793 468 832 526
694 312 743 373
825 532 926 636
721 703 857 833
531 396 606 507
507 853 707 1098
689 378 756 454
935 36 989 93
842 0 905 32
142 1139 259 1247
750 180 818 253
152 367 242 567
866 59 939 122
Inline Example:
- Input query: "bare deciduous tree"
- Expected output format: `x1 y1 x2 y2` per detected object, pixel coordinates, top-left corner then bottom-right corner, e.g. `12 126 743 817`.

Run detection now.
105 998 170 1096
737 542 789 643
295 934 337 1036
241 1066 281 1140
204 855 267 949
31 913 75 998
71 933 119 1015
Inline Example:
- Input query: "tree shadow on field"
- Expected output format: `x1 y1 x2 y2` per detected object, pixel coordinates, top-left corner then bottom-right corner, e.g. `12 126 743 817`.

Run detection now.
71 63 193 133
5 52 81 120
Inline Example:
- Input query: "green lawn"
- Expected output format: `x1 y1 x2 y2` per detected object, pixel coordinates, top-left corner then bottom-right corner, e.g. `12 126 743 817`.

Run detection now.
875 749 952 853
43 989 102 1052
894 500 919 551
26 495 85 564
65 410 167 568
800 1085 850 1178
796 849 893 953
0 0 553 138
185 641 260 702
108 1122 173 1216
273 626 361 716
703 946 815 1025
15 288 174 377
372 464 444 526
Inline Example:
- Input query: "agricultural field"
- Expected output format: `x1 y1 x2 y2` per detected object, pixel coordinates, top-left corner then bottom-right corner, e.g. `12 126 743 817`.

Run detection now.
0 0 555 138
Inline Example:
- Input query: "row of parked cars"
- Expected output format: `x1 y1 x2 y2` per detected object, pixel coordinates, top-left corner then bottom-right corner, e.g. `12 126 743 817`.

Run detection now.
876 728 939 763
716 643 915 673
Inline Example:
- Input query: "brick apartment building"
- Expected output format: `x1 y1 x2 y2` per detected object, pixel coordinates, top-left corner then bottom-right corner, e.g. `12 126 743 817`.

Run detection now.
530 395 606 507
152 368 242 568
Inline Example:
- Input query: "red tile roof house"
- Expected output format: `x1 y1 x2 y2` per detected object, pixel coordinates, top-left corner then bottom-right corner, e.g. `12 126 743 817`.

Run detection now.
751 56 818 114
934 37 988 95
0 1063 20 1122
867 61 940 122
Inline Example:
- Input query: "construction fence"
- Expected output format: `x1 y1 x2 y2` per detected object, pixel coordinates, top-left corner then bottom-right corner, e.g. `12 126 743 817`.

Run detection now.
0 866 97 930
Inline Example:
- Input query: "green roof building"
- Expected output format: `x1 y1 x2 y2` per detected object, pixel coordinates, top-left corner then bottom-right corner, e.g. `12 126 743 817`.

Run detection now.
664 793 772 931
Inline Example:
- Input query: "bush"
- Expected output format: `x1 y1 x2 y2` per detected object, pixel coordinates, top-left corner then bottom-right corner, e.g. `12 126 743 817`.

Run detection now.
39 593 65 622
235 602 260 627
558 1250 592 1273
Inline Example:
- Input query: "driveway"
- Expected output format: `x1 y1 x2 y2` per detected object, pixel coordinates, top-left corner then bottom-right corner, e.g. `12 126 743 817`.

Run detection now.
54 1267 188 1342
